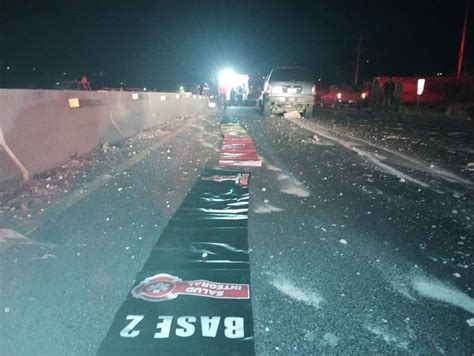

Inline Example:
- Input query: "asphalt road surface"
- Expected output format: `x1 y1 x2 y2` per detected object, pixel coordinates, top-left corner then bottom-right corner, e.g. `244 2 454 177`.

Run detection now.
1 107 473 355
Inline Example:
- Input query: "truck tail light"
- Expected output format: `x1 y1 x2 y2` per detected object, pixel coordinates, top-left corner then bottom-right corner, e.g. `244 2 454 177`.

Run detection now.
337 92 342 100
312 85 316 95
266 84 272 94
361 92 367 99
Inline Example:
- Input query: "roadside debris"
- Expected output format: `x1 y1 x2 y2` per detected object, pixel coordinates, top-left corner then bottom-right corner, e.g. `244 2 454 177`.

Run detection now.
0 229 30 245
0 113 201 230
31 253 57 260
301 134 322 144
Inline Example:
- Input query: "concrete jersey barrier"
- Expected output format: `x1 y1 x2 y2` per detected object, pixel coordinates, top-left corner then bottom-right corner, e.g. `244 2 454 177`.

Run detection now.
0 89 208 184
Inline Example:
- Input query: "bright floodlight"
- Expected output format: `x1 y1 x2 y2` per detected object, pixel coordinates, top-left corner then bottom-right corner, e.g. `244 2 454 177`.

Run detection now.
218 68 236 88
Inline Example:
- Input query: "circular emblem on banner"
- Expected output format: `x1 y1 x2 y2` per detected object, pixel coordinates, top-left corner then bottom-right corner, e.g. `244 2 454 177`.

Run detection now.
132 274 180 302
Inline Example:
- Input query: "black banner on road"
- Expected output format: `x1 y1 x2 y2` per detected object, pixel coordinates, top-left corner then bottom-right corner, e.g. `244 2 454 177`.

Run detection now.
97 170 254 355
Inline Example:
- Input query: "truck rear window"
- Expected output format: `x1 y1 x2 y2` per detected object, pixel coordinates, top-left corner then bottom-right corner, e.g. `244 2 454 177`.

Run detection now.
270 68 312 82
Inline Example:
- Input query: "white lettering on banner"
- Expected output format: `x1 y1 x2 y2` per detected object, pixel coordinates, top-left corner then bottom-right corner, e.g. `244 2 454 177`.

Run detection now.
224 317 245 339
187 281 242 291
176 316 196 337
121 315 245 339
120 315 144 338
184 287 225 297
201 316 221 337
154 316 173 339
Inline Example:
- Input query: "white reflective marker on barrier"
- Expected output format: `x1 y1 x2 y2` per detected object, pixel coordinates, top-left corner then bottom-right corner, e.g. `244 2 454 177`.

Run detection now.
68 98 80 108
209 102 216 108
132 93 139 100
417 79 425 96
176 94 180 99
161 95 166 101
193 95 197 99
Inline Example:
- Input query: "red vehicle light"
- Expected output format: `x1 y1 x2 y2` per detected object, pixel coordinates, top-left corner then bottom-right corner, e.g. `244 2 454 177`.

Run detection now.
337 92 342 100
312 85 316 95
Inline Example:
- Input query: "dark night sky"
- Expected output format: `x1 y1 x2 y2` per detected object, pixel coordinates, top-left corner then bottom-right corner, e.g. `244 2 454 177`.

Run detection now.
0 0 472 89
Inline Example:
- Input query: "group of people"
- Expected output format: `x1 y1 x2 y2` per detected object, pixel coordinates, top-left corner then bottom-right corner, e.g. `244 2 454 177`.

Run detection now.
229 85 246 106
198 79 226 108
370 78 403 111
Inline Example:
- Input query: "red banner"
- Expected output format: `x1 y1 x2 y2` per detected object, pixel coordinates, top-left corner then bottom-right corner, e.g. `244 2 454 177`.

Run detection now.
132 274 250 302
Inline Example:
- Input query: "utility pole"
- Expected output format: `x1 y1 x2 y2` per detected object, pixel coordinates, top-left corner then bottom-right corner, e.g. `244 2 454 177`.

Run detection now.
354 33 363 86
457 0 471 84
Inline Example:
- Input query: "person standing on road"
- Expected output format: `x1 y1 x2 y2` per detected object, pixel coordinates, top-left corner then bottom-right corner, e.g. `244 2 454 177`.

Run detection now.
393 79 403 111
218 83 227 109
209 78 218 98
383 78 394 110
370 78 381 110
237 86 244 106
230 87 236 106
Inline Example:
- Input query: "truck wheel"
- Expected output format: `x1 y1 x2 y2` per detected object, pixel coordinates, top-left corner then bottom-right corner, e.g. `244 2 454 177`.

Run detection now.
261 103 271 117
303 105 313 118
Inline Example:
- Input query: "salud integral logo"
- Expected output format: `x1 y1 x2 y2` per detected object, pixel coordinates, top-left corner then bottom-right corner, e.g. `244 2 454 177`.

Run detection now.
131 274 250 302
201 173 249 187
